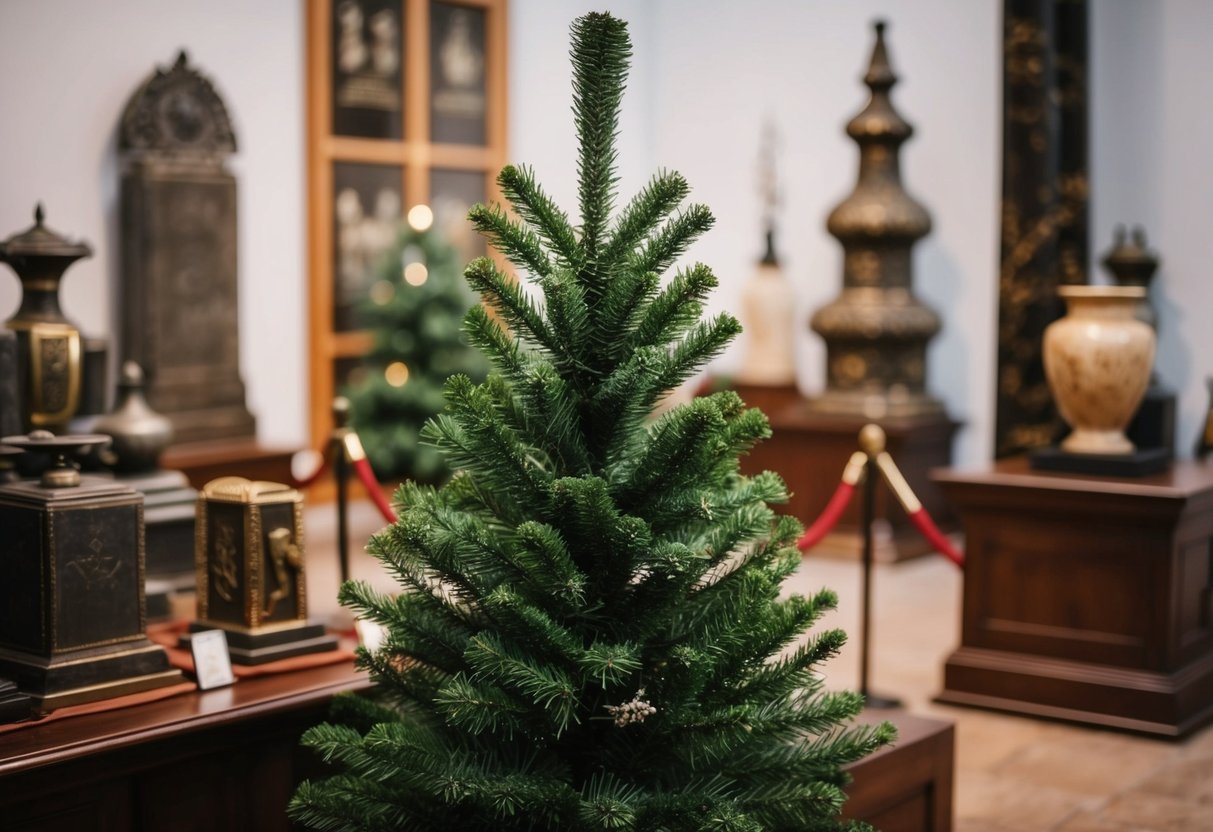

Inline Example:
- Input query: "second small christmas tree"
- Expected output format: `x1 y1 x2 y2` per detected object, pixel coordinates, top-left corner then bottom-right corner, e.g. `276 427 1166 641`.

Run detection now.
347 208 488 483
293 12 893 831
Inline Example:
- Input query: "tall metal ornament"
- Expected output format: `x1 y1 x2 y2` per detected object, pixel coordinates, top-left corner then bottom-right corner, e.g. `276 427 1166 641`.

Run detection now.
119 51 257 444
0 205 92 432
808 21 944 420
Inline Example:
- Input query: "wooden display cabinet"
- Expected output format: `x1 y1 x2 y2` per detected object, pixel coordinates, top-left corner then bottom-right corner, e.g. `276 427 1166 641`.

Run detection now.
935 457 1213 737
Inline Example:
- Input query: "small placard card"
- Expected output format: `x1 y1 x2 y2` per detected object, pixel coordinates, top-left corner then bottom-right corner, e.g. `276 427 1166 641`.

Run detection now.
190 629 236 690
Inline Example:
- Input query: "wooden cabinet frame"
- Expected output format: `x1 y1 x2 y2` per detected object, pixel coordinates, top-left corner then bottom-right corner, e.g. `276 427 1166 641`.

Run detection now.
305 0 508 451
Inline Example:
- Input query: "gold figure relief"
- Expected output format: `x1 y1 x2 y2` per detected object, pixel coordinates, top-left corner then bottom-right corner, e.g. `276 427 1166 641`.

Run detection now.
211 521 240 602
264 527 302 618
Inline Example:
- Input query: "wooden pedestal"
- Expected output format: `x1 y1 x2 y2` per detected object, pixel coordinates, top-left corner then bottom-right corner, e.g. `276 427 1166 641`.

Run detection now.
162 439 298 491
740 402 959 562
935 458 1213 738
843 709 954 831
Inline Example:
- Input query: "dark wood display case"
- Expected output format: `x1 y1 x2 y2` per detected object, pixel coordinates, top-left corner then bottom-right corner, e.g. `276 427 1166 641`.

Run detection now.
935 457 1213 737
0 664 371 831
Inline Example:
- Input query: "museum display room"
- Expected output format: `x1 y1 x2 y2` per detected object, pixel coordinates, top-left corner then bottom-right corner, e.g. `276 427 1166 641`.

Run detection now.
3 1 1213 830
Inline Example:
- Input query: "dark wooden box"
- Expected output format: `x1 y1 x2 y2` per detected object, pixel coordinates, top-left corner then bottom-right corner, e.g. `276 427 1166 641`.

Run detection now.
935 457 1213 737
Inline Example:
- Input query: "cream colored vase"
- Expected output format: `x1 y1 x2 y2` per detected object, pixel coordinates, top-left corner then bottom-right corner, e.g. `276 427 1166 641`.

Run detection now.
1043 285 1155 455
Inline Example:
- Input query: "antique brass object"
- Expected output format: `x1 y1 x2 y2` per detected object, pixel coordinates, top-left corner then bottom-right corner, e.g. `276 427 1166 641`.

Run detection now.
187 477 336 664
119 51 257 443
808 21 945 420
0 205 91 432
0 431 183 711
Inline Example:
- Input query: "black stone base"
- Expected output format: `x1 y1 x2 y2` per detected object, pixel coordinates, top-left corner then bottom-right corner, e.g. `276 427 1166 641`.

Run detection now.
1128 386 1177 458
0 639 184 711
182 621 339 666
1029 445 1171 477
0 678 33 724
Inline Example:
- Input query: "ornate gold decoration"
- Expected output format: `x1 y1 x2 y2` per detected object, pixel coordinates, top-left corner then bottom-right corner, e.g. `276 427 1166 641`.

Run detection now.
264 528 303 617
195 477 308 632
211 522 239 602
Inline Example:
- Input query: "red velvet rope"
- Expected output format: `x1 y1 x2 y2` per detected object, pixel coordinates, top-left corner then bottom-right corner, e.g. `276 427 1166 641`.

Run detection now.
352 455 398 524
906 507 965 568
796 481 856 552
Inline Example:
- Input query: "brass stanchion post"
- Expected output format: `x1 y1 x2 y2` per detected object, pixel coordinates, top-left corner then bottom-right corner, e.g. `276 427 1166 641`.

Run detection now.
332 397 352 587
857 424 901 709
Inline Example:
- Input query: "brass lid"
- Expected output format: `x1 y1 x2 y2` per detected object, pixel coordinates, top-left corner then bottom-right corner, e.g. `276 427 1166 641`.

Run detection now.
201 476 301 504
0 204 92 260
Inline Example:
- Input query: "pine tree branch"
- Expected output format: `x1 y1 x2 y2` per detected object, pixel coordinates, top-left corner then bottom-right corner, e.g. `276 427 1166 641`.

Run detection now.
571 13 631 275
604 170 690 265
497 164 582 268
628 263 718 352
463 257 559 354
630 204 715 276
467 202 554 278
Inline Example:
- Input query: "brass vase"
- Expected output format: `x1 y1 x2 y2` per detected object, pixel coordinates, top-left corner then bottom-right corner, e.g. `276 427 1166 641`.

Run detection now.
1043 286 1154 455
0 204 92 432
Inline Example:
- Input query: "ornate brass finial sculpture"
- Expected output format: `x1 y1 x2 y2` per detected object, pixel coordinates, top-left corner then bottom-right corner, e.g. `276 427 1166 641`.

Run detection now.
0 204 93 432
808 21 944 419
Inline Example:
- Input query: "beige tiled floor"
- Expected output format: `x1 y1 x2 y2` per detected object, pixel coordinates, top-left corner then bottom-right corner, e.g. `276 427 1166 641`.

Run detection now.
304 501 1213 832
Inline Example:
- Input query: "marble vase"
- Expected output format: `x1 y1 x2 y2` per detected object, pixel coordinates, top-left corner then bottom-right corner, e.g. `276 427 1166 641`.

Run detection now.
1043 285 1154 455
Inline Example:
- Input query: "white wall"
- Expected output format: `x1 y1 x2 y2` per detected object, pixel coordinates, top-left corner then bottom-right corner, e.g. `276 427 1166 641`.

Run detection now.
0 0 306 448
1091 0 1213 460
3 1 1210 467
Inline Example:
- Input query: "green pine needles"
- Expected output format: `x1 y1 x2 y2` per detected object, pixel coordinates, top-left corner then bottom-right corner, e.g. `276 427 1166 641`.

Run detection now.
348 223 489 483
291 12 893 832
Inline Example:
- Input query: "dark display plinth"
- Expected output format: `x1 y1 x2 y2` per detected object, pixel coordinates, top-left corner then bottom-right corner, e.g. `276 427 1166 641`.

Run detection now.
0 678 32 724
1028 445 1170 477
0 466 183 711
935 458 1213 737
741 402 958 562
181 621 337 666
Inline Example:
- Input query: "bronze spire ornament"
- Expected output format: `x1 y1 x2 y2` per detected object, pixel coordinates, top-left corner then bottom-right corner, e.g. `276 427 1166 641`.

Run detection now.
808 21 945 420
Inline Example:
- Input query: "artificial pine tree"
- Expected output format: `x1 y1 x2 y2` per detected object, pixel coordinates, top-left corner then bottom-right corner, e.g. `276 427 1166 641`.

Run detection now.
291 12 893 831
347 213 489 483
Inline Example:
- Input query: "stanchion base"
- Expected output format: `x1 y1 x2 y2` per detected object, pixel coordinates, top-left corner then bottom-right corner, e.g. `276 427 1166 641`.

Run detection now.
863 692 903 710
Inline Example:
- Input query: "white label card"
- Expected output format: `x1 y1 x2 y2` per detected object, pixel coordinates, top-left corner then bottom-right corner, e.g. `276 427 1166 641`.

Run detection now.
190 629 236 690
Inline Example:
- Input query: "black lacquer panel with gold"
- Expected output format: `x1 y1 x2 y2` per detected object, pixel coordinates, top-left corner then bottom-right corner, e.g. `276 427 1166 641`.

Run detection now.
995 0 1089 458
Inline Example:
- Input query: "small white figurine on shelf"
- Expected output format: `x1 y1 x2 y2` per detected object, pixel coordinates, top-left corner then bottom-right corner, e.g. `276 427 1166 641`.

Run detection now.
737 120 797 388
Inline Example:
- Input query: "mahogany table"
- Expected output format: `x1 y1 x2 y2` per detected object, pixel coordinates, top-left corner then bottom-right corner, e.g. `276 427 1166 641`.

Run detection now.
935 457 1213 737
0 661 951 831
0 663 371 831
